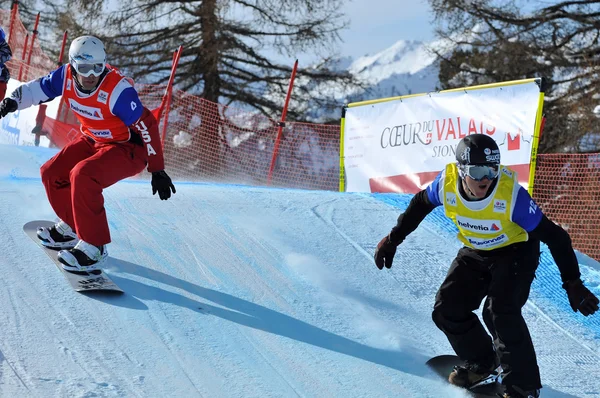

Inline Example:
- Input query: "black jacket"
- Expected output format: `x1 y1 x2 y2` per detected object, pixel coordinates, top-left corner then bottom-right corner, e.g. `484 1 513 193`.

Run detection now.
388 189 580 282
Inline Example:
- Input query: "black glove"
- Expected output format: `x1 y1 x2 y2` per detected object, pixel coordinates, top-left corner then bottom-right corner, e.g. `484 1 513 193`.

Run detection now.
563 279 599 316
0 97 17 118
151 170 176 200
374 234 400 270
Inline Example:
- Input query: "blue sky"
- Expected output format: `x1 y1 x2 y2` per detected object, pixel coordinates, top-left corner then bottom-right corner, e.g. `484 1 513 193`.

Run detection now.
339 0 435 58
244 0 437 66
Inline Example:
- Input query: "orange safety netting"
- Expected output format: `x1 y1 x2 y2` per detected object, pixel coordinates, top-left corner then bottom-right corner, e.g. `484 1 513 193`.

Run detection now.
0 8 55 81
47 86 341 190
532 154 600 261
159 88 340 189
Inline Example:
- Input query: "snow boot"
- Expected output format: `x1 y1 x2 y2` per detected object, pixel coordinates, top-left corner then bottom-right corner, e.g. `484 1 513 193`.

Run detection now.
58 239 107 272
37 220 78 249
448 359 496 388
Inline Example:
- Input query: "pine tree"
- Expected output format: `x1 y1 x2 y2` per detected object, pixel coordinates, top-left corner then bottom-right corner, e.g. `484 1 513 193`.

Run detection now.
429 0 600 153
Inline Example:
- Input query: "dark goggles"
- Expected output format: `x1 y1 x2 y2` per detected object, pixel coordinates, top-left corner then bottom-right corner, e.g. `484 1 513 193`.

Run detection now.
70 61 105 77
460 164 499 181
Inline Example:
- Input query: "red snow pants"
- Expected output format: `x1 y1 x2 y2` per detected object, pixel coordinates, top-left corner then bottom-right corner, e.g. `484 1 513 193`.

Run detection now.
0 81 6 100
40 135 147 246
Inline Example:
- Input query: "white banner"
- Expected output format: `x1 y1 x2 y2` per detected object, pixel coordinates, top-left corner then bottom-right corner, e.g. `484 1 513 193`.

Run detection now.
342 80 542 193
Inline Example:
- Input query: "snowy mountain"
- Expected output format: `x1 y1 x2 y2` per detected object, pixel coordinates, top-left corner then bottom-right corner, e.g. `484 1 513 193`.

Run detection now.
297 38 453 121
348 38 448 98
1 143 599 397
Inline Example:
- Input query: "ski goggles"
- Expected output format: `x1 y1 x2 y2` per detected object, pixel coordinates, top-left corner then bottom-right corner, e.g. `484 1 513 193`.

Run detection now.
70 61 105 77
460 164 499 181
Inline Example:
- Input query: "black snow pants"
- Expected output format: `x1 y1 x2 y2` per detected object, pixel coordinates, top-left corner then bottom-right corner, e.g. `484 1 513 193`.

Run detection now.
432 240 542 390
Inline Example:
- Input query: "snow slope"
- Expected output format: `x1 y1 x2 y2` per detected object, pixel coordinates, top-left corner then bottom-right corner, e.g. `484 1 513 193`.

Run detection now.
0 144 598 398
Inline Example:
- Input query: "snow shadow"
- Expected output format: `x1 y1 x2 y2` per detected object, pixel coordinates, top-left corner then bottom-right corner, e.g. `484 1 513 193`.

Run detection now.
108 257 432 378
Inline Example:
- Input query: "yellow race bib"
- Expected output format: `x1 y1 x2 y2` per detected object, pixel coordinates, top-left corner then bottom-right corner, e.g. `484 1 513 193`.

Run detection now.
443 163 528 250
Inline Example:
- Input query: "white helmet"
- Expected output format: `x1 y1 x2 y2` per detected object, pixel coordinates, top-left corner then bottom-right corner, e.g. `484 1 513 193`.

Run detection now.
68 35 106 77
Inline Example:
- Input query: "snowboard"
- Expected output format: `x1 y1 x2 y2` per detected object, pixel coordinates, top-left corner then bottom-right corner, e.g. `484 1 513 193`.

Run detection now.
426 355 504 397
23 221 123 294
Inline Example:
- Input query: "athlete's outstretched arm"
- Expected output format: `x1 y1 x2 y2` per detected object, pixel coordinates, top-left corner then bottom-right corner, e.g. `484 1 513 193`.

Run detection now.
513 187 598 316
0 65 66 118
389 189 438 244
111 80 175 200
374 172 442 270
129 107 165 173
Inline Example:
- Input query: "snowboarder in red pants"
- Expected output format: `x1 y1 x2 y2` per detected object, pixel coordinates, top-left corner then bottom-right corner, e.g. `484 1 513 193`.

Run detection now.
0 35 175 272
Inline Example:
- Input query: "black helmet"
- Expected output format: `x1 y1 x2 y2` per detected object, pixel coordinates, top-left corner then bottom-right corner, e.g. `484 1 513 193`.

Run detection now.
456 134 500 166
